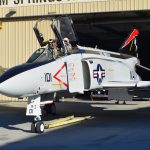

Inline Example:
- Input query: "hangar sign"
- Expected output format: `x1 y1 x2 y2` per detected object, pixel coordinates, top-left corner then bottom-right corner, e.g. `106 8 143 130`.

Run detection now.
0 0 109 8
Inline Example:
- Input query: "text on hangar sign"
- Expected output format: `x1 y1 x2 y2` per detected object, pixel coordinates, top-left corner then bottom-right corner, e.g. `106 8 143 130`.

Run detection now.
0 0 62 6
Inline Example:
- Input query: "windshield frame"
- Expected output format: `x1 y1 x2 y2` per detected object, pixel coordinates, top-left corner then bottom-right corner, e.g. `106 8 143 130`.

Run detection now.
27 48 51 63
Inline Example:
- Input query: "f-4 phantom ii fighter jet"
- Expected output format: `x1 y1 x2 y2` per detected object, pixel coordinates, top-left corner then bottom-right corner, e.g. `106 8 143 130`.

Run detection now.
0 16 150 133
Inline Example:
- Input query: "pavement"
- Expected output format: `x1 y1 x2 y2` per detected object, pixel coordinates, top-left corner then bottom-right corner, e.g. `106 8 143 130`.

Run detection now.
1 99 150 149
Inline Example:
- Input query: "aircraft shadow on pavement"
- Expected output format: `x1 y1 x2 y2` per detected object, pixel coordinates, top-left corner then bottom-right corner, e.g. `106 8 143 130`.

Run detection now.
1 104 150 150
0 105 31 132
0 101 150 132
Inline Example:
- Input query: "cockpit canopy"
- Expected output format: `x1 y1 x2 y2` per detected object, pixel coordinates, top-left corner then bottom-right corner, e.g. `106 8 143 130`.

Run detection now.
27 48 52 63
27 16 78 63
33 16 78 49
52 16 78 46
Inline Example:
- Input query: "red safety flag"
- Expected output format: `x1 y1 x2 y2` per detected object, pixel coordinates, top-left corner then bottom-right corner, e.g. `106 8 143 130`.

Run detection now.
121 29 139 49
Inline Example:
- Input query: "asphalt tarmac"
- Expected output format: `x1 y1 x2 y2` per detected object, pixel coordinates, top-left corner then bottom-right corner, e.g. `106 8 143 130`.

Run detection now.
1 99 150 150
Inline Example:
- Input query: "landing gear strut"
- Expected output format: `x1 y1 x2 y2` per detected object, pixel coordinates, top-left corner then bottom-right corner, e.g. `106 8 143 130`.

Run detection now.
123 101 126 105
115 100 119 104
26 96 57 133
26 96 45 133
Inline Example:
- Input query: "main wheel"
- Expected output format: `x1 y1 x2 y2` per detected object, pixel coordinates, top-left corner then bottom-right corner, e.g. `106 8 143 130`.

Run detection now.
44 103 56 115
35 121 45 133
50 103 56 115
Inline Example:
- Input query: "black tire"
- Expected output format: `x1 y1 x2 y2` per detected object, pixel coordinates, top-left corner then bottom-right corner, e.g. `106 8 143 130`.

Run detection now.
51 103 56 115
35 121 45 133
44 103 56 115
31 122 36 133
44 104 51 114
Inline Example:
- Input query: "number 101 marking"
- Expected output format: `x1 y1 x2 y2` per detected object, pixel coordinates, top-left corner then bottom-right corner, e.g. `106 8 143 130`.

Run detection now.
45 73 52 82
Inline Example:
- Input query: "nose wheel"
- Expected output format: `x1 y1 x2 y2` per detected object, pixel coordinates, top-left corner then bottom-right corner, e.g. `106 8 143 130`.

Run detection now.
31 121 45 133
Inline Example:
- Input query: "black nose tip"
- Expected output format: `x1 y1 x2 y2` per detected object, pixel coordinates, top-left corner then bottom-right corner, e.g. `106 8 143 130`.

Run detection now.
0 75 2 84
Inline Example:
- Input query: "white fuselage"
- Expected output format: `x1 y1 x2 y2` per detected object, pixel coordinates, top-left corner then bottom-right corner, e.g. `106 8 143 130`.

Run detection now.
0 47 141 98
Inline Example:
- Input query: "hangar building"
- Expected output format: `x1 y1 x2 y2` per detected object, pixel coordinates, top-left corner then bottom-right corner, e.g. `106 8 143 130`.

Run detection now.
0 0 150 100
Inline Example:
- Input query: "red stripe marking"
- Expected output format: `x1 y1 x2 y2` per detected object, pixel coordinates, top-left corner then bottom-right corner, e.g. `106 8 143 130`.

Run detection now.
53 64 68 87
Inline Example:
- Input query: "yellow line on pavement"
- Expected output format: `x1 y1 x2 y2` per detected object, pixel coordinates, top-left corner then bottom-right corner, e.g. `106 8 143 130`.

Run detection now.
44 115 93 129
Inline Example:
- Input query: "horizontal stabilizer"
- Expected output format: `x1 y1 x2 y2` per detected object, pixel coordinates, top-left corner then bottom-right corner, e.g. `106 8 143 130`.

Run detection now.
137 81 150 88
136 64 150 72
102 81 150 89
102 81 137 88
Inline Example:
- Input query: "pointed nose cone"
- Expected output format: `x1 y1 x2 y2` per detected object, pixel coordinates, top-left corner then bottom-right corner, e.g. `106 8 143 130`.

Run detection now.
0 79 4 94
0 71 12 96
0 86 3 94
0 76 2 93
0 75 9 96
0 76 13 96
0 84 1 93
0 85 4 95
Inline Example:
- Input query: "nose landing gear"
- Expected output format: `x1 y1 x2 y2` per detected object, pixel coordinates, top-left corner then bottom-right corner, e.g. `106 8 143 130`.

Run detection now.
26 96 56 133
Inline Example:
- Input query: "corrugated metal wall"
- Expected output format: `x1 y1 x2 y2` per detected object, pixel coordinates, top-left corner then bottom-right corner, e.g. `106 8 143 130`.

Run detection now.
0 19 53 100
0 20 37 100
0 0 150 18
0 0 150 100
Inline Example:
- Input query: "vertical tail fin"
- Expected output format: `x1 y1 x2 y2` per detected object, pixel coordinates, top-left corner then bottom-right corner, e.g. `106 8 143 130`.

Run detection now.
119 29 139 57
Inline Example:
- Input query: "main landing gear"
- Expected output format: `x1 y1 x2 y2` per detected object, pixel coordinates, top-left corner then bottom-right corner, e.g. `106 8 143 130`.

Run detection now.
26 96 56 133
44 103 56 115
